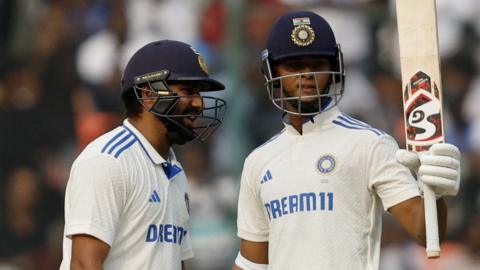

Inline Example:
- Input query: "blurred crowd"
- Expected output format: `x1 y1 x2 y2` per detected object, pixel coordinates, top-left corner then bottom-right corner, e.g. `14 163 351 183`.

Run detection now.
0 0 479 269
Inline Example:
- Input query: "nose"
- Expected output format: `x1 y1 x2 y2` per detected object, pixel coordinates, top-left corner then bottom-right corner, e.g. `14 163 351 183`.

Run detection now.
190 93 203 112
302 66 313 72
300 66 315 78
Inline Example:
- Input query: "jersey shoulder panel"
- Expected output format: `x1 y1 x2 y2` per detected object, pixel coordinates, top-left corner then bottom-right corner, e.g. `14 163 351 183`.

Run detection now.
243 128 289 184
72 126 142 185
71 152 123 182
249 128 287 156
247 128 287 160
71 130 124 180
77 126 141 162
331 112 391 141
76 127 124 159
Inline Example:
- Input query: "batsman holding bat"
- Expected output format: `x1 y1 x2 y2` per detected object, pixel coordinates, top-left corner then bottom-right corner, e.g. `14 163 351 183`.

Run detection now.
233 10 460 270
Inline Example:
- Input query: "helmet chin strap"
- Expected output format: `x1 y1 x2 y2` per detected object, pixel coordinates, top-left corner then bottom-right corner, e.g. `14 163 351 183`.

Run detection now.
161 117 196 145
150 97 197 145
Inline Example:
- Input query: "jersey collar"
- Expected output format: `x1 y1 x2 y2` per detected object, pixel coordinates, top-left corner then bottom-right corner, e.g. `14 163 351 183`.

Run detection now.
283 106 341 135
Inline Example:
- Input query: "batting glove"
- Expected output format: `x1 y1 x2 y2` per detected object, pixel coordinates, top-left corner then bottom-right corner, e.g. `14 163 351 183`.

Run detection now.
396 143 461 198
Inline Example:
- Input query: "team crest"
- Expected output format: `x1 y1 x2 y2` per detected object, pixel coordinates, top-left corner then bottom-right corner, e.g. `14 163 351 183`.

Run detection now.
184 192 190 215
317 155 336 174
197 54 209 75
291 17 315 47
190 46 209 75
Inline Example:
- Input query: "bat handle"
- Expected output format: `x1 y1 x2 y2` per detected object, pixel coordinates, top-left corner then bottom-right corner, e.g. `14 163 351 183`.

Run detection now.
424 185 440 258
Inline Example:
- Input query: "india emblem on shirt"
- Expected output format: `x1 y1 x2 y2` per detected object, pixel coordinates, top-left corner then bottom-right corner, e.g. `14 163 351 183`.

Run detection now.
317 155 336 174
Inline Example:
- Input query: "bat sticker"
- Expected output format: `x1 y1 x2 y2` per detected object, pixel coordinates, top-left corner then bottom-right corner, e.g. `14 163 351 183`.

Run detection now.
403 71 444 151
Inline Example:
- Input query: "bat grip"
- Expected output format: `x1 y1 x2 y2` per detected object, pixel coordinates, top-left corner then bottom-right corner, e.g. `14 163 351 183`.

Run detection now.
424 185 440 258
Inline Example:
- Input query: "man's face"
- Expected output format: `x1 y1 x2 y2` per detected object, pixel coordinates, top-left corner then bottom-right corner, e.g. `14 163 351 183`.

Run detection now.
274 56 332 103
136 79 225 143
166 82 205 129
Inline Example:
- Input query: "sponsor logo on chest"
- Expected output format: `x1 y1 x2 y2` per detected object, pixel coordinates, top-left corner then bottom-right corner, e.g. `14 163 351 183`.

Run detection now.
145 224 188 245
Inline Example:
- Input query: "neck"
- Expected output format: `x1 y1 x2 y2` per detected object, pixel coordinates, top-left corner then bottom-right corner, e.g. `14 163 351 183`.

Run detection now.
288 114 306 134
128 114 171 160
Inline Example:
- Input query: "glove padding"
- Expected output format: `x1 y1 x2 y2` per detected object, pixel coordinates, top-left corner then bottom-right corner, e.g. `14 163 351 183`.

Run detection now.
396 143 461 198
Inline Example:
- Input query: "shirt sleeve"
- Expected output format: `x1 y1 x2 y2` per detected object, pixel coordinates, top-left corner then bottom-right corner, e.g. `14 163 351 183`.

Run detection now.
181 229 194 261
236 159 270 242
64 155 127 246
367 135 421 211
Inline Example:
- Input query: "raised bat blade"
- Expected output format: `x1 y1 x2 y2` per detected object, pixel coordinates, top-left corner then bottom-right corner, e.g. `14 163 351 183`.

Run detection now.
396 0 444 258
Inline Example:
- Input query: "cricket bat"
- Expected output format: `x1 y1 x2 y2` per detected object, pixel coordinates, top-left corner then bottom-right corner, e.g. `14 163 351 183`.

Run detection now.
395 0 444 258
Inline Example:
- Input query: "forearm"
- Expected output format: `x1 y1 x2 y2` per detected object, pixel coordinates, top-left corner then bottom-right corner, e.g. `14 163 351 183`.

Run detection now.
71 259 104 270
394 143 460 247
233 240 269 270
390 196 448 247
71 235 109 270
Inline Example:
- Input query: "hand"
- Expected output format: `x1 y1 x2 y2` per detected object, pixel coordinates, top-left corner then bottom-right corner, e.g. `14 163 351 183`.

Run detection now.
396 143 461 198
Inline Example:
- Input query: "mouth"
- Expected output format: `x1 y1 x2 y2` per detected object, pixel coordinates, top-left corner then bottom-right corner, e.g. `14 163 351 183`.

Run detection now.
182 116 197 128
298 85 319 95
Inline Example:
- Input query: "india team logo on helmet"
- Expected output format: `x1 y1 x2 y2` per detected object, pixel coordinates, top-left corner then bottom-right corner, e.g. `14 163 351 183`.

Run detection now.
317 155 336 174
291 17 315 47
190 46 209 75
198 55 209 75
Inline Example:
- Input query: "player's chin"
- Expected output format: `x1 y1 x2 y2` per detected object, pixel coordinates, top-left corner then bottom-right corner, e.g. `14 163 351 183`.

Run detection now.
298 95 319 103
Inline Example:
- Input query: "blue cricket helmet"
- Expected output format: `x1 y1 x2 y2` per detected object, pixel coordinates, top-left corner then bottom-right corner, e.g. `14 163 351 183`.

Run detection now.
121 40 224 96
261 10 345 116
120 40 227 144
266 10 338 61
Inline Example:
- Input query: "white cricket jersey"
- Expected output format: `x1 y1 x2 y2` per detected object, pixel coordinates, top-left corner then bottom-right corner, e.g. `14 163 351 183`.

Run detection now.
60 119 193 270
237 106 420 270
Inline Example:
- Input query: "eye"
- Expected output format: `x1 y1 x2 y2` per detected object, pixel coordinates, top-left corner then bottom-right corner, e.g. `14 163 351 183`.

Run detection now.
312 60 332 71
283 60 304 71
181 87 201 96
279 58 332 72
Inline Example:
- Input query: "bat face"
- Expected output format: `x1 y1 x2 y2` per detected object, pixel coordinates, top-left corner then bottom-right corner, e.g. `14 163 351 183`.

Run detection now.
403 71 444 151
396 0 443 258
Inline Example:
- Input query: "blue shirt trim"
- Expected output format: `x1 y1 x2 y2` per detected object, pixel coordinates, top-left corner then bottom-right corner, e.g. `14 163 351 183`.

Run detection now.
123 124 156 164
332 120 382 136
101 129 127 153
162 162 183 180
336 114 385 135
114 138 137 158
338 116 384 135
107 133 133 154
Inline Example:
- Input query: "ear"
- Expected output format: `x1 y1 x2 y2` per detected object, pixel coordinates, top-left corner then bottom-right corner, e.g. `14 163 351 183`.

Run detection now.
138 85 158 107
138 85 153 97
